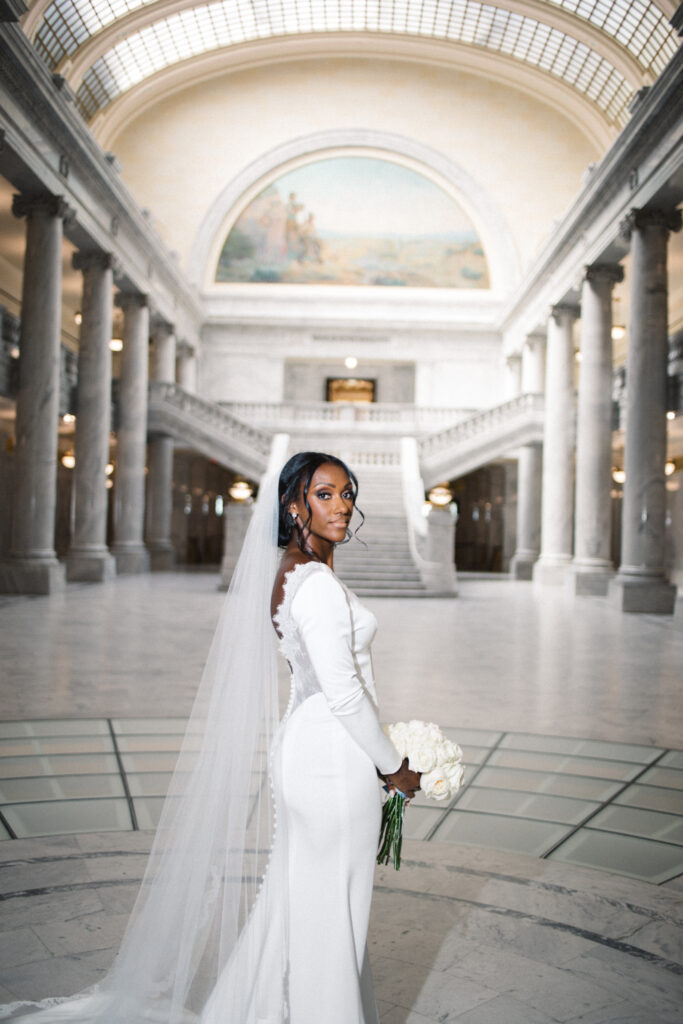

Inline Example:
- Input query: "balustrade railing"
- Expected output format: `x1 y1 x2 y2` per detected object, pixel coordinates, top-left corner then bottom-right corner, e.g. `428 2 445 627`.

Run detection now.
419 392 545 458
221 400 473 433
149 382 272 457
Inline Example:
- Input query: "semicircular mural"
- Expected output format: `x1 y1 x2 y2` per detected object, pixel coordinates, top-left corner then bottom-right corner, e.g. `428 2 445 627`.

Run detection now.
215 156 489 288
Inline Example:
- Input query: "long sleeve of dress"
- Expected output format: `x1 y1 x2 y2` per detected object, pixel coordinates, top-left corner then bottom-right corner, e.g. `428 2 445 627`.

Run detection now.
289 570 402 776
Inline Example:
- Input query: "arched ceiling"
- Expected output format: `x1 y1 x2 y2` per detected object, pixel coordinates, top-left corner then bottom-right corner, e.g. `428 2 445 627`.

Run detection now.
22 0 679 132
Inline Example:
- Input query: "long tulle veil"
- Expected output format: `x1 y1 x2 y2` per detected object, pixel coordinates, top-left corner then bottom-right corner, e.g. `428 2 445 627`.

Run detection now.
2 434 291 1023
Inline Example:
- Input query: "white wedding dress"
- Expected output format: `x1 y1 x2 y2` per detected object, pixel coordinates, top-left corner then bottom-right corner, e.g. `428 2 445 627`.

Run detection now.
203 560 401 1024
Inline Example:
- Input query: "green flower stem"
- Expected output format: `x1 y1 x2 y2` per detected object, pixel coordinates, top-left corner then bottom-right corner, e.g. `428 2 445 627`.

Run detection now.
377 793 406 870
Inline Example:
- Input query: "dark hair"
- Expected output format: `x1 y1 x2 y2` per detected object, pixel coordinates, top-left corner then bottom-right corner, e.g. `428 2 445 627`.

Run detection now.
277 451 363 549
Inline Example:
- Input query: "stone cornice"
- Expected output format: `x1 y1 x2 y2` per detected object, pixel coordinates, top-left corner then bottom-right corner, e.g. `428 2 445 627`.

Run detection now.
0 26 202 339
500 50 683 346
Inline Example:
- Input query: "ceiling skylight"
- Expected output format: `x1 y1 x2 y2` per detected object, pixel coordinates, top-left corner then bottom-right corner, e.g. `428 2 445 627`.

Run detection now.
28 0 678 123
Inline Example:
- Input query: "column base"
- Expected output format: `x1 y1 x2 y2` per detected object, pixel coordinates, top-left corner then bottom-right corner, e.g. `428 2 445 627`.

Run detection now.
0 558 66 595
566 562 614 597
608 574 677 614
533 556 572 586
112 544 150 574
66 549 116 583
509 552 538 580
148 544 175 572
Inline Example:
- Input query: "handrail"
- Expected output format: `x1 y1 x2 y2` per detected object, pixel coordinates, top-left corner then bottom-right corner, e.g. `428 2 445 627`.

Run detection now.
221 400 475 431
419 392 544 458
149 381 272 457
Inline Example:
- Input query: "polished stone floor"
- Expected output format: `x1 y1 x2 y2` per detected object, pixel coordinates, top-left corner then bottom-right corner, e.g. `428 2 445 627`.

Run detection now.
0 573 682 1022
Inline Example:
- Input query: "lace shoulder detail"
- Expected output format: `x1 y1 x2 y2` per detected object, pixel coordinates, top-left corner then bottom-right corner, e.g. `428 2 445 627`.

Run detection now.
273 561 332 664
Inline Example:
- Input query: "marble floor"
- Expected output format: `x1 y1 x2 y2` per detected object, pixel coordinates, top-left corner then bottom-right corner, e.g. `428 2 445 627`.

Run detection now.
0 573 682 1022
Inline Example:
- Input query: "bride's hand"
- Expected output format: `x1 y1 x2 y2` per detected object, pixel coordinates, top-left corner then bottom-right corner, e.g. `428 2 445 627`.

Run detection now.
383 758 421 800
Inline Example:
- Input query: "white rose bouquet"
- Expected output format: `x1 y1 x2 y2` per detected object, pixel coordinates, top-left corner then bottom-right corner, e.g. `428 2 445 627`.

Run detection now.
377 720 464 870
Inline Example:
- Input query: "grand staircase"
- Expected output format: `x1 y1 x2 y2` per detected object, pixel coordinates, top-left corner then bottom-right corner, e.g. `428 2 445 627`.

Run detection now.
147 384 545 595
333 468 426 597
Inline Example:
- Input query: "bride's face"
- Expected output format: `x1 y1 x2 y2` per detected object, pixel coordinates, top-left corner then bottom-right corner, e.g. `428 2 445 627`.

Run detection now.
291 462 355 548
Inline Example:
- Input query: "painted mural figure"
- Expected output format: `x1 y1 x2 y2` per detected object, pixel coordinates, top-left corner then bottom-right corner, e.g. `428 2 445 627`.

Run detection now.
285 191 305 259
300 213 323 263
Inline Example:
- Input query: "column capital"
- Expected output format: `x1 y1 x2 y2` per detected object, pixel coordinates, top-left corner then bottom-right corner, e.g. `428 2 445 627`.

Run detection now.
176 340 196 358
151 319 176 341
550 303 580 325
584 262 624 286
72 250 118 274
525 332 546 351
115 291 149 311
12 191 74 223
620 207 682 240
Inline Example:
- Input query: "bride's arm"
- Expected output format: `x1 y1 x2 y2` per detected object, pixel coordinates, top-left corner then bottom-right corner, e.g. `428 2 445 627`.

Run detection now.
290 570 403 776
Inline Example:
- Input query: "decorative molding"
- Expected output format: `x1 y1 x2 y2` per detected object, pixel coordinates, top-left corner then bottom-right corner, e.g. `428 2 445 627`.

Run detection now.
189 129 521 296
550 303 581 324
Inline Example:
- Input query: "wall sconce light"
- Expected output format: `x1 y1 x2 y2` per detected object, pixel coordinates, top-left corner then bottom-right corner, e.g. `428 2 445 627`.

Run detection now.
612 468 626 484
62 413 76 424
229 481 253 501
665 461 676 476
74 311 82 325
109 338 123 352
667 410 676 421
61 451 76 469
611 325 626 341
106 463 114 476
428 485 453 506
105 478 113 490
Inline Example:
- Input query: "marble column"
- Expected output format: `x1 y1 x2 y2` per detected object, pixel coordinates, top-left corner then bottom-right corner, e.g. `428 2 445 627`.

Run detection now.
111 292 150 574
511 334 546 579
503 353 522 401
569 263 623 596
147 322 176 570
66 252 117 582
609 208 681 613
176 343 197 394
533 304 579 586
0 193 72 594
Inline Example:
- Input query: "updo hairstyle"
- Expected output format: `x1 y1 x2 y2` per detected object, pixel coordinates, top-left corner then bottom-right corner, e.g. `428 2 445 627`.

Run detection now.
277 451 363 549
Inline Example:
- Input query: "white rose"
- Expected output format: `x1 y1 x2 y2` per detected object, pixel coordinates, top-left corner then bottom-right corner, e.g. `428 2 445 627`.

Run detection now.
420 768 452 801
407 743 438 773
443 740 463 764
444 761 465 792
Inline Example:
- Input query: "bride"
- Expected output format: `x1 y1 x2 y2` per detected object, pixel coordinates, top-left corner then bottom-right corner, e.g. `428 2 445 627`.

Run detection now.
2 450 420 1024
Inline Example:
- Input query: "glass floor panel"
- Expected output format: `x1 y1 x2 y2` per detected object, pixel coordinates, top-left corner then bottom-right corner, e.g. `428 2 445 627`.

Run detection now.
455 786 600 825
0 773 125 802
132 797 165 830
659 750 683 769
588 805 683 845
443 727 502 747
498 733 663 763
637 766 683 790
0 720 679 885
614 784 683 814
120 752 183 773
4 798 133 838
0 736 114 757
0 720 111 738
432 810 568 857
126 772 173 797
115 735 184 753
459 746 490 766
401 805 443 841
0 753 120 778
111 718 188 734
473 766 622 801
487 749 643 780
547 828 683 884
